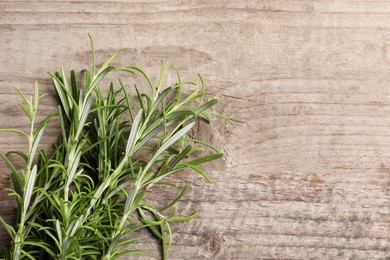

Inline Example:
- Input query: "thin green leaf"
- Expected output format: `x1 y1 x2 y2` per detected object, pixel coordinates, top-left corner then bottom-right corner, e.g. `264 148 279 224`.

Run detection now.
194 98 218 115
185 164 213 183
99 48 122 74
76 96 92 137
137 210 162 239
150 86 172 114
33 81 39 112
23 240 55 256
166 145 192 172
147 122 195 169
10 172 23 200
0 215 15 239
6 151 28 163
70 70 79 101
20 249 36 260
87 66 115 97
114 249 151 258
30 125 46 160
169 211 199 222
0 129 28 138
156 60 165 95
12 85 31 108
126 66 155 95
134 124 164 152
119 79 134 121
18 102 32 120
125 109 143 157
88 33 97 76
167 110 196 121
185 153 223 166
24 164 37 214
160 184 189 212
0 151 22 197
50 72 71 120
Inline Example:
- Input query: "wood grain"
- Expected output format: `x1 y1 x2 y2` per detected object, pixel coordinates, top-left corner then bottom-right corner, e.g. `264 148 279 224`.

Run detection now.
0 0 389 259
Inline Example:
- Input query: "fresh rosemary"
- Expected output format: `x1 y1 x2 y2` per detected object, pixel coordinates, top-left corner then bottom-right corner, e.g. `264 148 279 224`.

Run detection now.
0 35 223 259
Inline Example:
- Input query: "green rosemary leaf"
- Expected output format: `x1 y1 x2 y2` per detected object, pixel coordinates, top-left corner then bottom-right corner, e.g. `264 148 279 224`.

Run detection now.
76 96 92 137
197 73 206 105
10 171 23 200
55 219 63 246
0 215 15 239
184 137 221 152
125 109 143 157
165 221 173 249
185 153 223 166
20 249 35 260
119 79 134 121
210 110 235 125
184 164 213 183
134 124 165 151
67 218 82 237
116 238 139 248
33 81 39 112
30 125 45 160
126 66 155 94
58 105 68 147
23 240 55 256
132 190 146 209
150 86 173 114
87 66 116 97
17 102 32 120
0 129 28 138
148 122 195 168
98 49 122 75
141 93 153 114
0 151 23 196
4 189 23 211
160 184 189 212
166 145 192 172
166 110 196 122
168 211 199 223
180 90 202 105
88 33 97 76
101 179 134 204
84 69 91 89
35 111 58 137
12 85 31 109
134 84 145 115
194 98 218 115
50 72 72 121
138 209 164 230
114 249 151 259
24 165 37 214
60 67 72 102
70 70 79 102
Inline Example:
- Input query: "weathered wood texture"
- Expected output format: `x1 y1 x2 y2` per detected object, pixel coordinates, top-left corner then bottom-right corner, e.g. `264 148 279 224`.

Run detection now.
0 0 389 259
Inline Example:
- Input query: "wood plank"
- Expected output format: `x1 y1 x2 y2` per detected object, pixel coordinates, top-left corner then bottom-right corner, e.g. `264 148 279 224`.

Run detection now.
0 1 389 259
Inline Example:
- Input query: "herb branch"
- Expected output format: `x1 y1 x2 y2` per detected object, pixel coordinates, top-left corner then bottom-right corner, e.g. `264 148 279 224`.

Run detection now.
0 35 223 259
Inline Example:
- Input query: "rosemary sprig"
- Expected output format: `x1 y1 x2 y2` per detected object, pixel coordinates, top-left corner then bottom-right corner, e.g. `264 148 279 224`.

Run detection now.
0 35 223 259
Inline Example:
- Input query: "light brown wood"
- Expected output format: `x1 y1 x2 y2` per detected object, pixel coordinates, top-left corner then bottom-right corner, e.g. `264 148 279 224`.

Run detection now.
0 0 389 259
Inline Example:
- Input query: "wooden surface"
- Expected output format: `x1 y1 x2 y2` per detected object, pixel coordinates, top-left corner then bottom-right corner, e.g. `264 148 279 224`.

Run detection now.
0 0 389 259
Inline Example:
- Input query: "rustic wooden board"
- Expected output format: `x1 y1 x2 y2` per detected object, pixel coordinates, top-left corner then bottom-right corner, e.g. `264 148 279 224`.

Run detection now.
0 0 389 259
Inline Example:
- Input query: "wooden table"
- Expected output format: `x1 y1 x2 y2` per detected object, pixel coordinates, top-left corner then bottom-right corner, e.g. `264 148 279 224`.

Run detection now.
0 1 389 259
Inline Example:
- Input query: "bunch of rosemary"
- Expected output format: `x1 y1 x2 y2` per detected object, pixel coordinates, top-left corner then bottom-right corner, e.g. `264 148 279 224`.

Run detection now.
0 36 223 259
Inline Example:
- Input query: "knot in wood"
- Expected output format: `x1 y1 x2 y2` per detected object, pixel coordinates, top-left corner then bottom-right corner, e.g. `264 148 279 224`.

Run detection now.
201 230 224 256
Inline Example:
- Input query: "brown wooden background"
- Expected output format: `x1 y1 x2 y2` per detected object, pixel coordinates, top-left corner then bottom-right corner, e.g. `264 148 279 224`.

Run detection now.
0 1 389 259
